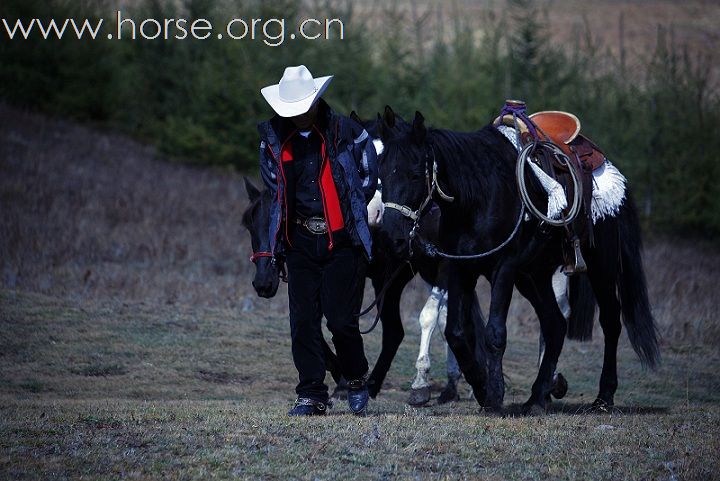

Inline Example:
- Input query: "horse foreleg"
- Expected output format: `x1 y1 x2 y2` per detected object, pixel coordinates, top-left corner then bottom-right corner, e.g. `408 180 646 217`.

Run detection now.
366 269 412 398
445 269 487 407
485 264 516 410
437 289 462 404
408 286 443 406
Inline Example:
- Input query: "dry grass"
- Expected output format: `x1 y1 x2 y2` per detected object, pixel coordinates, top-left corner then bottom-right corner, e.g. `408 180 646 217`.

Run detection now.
1 290 719 480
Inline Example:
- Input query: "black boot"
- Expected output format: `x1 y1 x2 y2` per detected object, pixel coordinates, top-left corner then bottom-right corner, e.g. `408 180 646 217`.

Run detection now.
347 378 369 416
287 398 328 416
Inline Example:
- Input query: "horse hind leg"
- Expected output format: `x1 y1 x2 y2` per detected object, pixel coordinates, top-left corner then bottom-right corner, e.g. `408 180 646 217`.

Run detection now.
408 286 443 406
586 254 622 410
516 272 567 415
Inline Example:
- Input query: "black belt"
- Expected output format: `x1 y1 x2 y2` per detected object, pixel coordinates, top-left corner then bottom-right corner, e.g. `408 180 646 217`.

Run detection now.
295 216 328 235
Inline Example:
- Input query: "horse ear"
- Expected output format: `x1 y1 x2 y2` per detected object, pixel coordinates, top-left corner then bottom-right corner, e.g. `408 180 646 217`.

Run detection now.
412 111 426 144
350 110 361 124
377 112 389 142
244 176 261 202
383 105 396 129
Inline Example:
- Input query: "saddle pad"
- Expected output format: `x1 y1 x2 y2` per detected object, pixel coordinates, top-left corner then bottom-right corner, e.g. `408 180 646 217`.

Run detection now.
496 125 626 224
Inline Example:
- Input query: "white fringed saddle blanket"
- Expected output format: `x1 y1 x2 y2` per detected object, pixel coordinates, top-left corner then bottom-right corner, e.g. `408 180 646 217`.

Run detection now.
497 125 626 223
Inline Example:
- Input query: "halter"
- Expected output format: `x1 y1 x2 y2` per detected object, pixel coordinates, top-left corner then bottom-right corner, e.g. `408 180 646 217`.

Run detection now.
383 142 454 256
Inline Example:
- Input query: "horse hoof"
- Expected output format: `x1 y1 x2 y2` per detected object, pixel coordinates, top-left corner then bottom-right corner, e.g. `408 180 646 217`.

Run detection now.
479 405 503 416
522 403 546 416
590 397 614 413
437 384 459 405
367 380 380 399
551 372 568 399
407 387 431 406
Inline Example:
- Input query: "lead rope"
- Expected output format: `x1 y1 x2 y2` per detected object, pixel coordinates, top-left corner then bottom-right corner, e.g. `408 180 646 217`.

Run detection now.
359 260 413 335
421 203 525 260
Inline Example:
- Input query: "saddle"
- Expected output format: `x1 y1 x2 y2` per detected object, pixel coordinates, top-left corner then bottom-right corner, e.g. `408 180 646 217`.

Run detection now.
494 109 605 173
494 103 608 275
529 111 605 173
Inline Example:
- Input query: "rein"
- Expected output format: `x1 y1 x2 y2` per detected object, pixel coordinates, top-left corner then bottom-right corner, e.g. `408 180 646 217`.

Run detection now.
249 251 273 262
421 204 525 260
249 248 410 336
360 152 451 335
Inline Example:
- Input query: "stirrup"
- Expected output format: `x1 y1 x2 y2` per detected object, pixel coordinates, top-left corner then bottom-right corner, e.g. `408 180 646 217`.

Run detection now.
561 236 587 275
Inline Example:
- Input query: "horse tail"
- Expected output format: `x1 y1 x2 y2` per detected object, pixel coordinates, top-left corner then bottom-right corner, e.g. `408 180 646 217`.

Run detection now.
616 197 661 368
566 274 596 341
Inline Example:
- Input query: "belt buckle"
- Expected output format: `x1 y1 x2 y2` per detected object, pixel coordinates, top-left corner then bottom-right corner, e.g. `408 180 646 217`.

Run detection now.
304 216 328 235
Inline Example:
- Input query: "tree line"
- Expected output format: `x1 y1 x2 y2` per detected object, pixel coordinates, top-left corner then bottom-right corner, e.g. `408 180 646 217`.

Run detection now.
1 0 718 239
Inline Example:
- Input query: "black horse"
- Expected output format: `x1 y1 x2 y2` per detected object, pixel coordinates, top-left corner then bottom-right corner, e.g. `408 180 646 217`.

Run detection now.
241 110 465 405
378 110 660 413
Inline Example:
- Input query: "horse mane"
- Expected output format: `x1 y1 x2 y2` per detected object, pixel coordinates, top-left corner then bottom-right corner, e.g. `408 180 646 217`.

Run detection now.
427 125 518 207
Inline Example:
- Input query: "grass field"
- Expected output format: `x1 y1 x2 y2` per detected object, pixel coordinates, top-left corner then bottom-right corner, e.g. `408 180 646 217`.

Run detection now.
2 289 720 480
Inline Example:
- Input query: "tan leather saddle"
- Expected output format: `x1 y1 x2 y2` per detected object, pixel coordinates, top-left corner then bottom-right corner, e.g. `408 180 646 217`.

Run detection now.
530 111 605 172
494 110 605 172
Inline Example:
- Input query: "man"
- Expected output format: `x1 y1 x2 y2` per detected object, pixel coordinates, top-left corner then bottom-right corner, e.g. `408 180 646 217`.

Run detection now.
257 65 378 416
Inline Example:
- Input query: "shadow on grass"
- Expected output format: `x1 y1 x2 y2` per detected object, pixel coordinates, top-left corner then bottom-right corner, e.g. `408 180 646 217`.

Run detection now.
505 402 670 416
344 397 671 418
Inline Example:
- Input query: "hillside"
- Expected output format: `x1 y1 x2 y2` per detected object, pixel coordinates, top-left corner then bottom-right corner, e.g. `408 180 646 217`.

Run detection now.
1 104 718 344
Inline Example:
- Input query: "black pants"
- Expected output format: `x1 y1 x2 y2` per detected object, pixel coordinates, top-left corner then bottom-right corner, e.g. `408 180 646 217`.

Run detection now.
286 226 369 402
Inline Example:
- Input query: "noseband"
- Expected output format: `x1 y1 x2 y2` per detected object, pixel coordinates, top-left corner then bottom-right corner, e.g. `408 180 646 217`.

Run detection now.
249 251 287 282
383 143 454 256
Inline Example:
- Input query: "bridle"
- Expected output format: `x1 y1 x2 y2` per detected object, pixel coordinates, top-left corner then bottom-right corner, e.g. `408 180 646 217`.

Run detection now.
383 142 454 256
249 250 287 282
384 139 527 261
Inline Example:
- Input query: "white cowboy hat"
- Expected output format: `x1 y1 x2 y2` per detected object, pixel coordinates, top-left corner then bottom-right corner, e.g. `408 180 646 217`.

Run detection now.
260 65 333 118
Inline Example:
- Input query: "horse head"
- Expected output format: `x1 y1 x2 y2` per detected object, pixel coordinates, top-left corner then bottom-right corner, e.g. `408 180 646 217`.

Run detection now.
242 177 282 298
377 110 434 258
350 106 414 231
